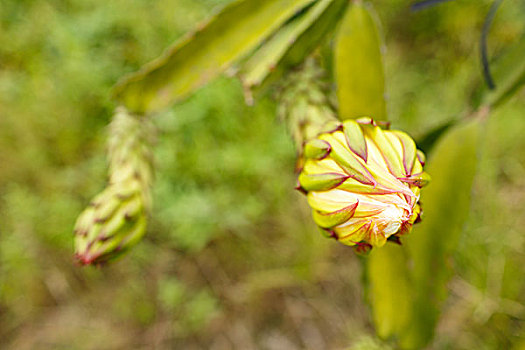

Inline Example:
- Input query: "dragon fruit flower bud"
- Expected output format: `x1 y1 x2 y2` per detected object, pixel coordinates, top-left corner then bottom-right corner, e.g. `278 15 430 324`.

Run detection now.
298 117 430 252
74 107 154 265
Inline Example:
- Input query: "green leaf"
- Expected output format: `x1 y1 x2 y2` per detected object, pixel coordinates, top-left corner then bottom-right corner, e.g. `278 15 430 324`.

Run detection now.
400 119 482 349
415 119 455 154
478 34 525 108
334 2 386 121
239 0 348 101
112 0 315 114
366 243 413 340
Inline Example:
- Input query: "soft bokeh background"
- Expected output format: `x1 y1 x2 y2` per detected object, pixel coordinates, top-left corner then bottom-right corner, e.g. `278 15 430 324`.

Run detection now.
1 0 524 348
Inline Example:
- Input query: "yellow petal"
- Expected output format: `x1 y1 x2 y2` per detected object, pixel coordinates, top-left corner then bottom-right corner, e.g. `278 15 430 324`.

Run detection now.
307 189 359 212
364 125 405 178
334 219 370 245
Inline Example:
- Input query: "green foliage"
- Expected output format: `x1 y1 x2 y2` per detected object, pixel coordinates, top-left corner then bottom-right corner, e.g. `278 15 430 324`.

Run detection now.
366 119 483 349
338 2 524 345
1 0 525 349
334 2 386 121
477 34 525 108
112 0 315 114
350 336 393 350
367 243 412 339
402 120 482 348
239 0 348 101
153 77 295 251
346 3 485 344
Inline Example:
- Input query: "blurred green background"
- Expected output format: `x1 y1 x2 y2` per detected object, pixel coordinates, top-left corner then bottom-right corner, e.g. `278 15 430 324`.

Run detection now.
1 0 524 348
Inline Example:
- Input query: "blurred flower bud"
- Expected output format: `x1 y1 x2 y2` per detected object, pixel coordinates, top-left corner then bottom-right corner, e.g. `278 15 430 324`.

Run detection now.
298 118 429 252
74 107 154 265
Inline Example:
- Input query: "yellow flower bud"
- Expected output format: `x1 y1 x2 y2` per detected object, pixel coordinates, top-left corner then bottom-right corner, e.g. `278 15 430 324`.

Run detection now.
298 118 429 252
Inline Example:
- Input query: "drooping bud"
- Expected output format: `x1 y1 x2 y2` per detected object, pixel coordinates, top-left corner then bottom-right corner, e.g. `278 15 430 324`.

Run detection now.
74 107 155 265
298 117 429 252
